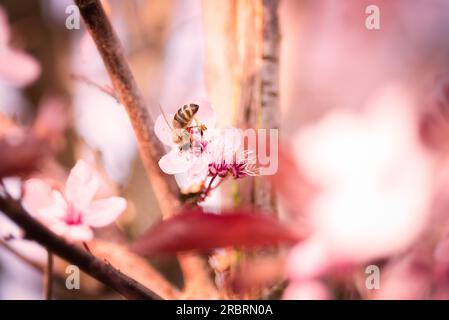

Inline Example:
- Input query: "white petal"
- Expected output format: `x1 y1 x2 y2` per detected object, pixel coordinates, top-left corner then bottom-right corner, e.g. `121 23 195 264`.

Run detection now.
37 190 68 225
65 160 99 210
158 149 192 174
154 113 175 146
206 128 242 164
188 161 210 179
2 177 22 200
174 161 209 193
83 197 126 228
22 179 55 217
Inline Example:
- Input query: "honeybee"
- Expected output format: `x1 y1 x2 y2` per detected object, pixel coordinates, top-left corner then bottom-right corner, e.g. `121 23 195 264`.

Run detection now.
159 103 207 151
173 103 199 129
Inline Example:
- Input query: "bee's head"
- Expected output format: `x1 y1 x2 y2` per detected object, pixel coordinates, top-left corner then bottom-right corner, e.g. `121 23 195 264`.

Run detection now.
190 103 200 115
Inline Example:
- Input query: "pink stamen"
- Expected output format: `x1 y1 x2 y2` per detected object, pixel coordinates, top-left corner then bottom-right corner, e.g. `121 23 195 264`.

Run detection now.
64 204 83 225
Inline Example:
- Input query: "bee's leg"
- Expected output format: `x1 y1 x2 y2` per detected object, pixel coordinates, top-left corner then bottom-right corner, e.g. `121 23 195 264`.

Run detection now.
172 130 182 144
193 117 206 137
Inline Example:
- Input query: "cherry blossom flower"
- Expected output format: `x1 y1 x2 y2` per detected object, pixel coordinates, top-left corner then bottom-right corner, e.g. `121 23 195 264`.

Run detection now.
22 160 126 242
155 99 257 189
0 7 40 87
188 128 258 201
206 128 257 179
284 84 434 297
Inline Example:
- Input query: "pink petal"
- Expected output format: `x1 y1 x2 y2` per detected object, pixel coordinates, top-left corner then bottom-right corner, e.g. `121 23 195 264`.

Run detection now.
174 162 209 193
158 149 193 174
65 160 99 210
51 223 93 243
186 161 209 181
286 239 331 280
83 197 126 228
0 49 40 87
0 7 40 87
2 177 22 200
154 113 176 146
37 191 67 225
22 179 55 217
283 280 330 300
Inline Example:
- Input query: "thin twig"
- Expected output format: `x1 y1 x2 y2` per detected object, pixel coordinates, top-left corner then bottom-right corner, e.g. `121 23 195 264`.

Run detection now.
88 239 181 299
82 241 92 253
0 195 162 300
210 178 225 191
199 174 218 202
70 73 119 102
44 250 53 300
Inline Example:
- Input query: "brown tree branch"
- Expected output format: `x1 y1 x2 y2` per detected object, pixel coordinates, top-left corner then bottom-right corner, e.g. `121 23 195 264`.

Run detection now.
254 0 280 215
73 0 217 297
0 195 162 300
202 0 281 298
88 239 181 299
0 238 180 299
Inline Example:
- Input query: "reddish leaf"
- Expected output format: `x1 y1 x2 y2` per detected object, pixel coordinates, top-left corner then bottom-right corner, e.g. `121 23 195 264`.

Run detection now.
131 209 301 255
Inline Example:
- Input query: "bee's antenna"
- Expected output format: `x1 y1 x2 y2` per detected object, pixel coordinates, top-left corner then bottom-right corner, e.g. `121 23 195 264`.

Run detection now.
159 103 185 142
158 103 174 131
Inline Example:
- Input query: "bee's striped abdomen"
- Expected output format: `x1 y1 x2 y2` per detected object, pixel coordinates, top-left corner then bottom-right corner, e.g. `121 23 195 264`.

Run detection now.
173 104 199 128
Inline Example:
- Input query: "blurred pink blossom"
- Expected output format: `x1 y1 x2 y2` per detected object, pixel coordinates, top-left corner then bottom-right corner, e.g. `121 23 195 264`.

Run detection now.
22 160 126 242
283 280 331 300
372 253 432 300
0 7 40 87
285 84 434 296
